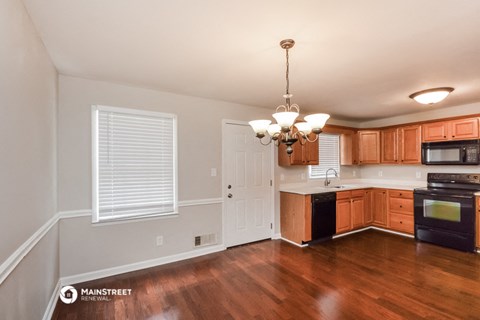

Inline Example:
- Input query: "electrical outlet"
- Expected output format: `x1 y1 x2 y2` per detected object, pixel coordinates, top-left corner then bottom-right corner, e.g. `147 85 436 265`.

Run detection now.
156 236 163 246
416 171 421 179
378 170 383 177
353 170 356 177
301 173 306 180
280 174 285 181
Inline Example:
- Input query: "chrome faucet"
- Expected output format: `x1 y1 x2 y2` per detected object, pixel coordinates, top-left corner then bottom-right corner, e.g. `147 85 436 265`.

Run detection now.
324 168 339 187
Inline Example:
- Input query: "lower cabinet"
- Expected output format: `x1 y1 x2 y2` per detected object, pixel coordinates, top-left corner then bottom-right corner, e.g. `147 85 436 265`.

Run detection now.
387 190 414 234
372 189 388 227
280 192 312 244
336 189 366 234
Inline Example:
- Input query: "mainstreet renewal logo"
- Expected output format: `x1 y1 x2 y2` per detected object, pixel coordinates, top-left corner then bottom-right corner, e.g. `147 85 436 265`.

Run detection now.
60 285 132 304
60 286 78 304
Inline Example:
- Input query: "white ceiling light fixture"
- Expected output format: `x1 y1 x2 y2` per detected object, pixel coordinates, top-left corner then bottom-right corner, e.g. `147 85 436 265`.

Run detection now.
249 39 330 155
409 87 454 105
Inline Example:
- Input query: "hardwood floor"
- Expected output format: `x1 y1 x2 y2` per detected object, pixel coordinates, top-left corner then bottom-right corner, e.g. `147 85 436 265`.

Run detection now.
52 230 480 319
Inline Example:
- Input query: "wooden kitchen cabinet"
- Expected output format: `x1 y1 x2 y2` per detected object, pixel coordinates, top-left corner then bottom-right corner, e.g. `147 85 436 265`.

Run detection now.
364 189 373 224
278 133 319 166
351 190 365 229
398 125 422 164
372 189 388 227
336 190 365 234
358 130 380 164
336 198 352 234
381 125 421 164
381 128 398 164
340 133 359 165
280 192 312 244
450 118 479 140
387 190 414 234
422 118 479 142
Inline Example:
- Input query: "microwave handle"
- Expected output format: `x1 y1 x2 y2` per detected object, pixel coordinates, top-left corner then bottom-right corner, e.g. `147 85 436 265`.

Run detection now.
460 147 466 162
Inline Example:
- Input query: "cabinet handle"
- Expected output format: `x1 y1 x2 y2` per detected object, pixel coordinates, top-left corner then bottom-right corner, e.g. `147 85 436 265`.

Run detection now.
444 136 447 138
400 221 403 224
399 193 402 196
452 135 455 138
400 205 403 208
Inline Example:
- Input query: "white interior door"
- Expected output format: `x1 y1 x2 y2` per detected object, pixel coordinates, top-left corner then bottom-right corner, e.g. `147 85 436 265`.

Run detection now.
223 122 272 247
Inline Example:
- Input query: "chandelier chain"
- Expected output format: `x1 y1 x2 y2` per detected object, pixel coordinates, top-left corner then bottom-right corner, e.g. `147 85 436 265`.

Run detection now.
285 48 290 95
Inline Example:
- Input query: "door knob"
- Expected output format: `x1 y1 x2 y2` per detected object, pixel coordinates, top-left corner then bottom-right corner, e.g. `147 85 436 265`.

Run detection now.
228 193 233 198
227 185 232 189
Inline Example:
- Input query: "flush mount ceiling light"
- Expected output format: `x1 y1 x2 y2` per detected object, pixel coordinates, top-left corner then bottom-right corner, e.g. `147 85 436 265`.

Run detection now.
249 39 330 155
409 87 454 105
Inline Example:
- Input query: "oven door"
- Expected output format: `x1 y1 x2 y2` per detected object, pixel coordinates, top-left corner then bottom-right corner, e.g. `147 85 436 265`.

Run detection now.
414 192 475 234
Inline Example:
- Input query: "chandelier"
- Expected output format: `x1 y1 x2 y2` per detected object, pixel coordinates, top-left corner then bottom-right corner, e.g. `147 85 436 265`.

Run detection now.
249 39 330 155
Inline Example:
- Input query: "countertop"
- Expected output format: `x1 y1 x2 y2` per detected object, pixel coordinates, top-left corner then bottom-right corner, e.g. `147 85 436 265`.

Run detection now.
279 179 427 195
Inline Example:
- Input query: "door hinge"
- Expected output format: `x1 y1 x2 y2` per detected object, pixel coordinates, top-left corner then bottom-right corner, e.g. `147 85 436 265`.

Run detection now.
270 179 272 186
270 223 273 229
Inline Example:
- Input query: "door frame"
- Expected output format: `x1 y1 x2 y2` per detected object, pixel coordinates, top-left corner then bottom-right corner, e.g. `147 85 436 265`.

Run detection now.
221 119 275 247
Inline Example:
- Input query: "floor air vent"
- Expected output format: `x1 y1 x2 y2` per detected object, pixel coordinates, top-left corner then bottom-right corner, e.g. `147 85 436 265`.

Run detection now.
194 233 217 247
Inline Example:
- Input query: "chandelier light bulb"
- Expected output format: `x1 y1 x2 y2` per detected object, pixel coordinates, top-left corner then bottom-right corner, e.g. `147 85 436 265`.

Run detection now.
248 120 271 138
294 122 312 135
272 112 299 131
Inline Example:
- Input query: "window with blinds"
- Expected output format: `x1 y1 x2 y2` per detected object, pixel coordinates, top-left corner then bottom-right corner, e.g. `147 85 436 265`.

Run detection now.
92 105 177 223
309 134 341 179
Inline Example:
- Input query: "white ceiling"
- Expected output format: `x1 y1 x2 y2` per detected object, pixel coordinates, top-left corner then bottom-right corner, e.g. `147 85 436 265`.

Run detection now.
23 0 480 121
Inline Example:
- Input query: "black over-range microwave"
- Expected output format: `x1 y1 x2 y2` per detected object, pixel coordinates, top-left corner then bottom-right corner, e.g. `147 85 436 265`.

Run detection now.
422 139 480 165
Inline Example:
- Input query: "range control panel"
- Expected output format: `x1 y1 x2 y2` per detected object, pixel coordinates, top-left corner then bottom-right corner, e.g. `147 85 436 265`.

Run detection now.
427 173 480 185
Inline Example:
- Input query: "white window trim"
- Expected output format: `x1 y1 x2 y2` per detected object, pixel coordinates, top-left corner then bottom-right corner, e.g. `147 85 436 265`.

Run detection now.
91 105 178 223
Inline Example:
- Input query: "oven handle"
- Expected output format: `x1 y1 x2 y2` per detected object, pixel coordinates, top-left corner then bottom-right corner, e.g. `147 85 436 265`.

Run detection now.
414 192 474 200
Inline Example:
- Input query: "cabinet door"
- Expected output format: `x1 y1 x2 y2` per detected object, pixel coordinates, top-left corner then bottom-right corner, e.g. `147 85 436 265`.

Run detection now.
340 133 354 165
372 189 387 226
336 199 352 233
450 118 479 140
304 134 319 165
280 192 311 244
364 189 373 225
422 122 448 142
399 125 422 164
351 197 365 229
381 128 398 164
358 131 380 164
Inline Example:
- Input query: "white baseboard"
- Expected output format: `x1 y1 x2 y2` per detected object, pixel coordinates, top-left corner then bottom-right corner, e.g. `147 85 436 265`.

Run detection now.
280 237 309 248
60 244 226 286
271 233 281 240
370 226 415 238
42 279 61 320
332 227 371 239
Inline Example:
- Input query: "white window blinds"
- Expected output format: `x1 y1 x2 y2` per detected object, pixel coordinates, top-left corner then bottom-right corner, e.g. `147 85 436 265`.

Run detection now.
92 105 177 222
309 134 340 179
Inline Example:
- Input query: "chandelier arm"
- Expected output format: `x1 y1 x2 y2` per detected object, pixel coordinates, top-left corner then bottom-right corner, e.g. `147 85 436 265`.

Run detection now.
295 132 307 145
258 136 273 146
305 134 319 143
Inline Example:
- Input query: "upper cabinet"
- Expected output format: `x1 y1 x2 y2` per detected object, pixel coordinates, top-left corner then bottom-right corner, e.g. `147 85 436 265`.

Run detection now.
380 128 398 164
380 125 421 165
358 130 380 164
422 118 479 142
398 125 422 164
278 133 319 166
340 133 359 165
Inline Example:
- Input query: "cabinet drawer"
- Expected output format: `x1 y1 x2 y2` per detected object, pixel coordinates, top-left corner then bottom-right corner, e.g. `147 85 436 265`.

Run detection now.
336 191 351 200
351 189 365 197
389 198 413 214
389 190 413 199
389 213 414 234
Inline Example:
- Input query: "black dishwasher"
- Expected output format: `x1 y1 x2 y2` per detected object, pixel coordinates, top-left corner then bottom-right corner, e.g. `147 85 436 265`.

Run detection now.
311 192 336 242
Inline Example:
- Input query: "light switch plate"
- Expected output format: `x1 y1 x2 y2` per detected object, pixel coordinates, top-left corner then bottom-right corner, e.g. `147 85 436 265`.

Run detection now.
211 168 217 177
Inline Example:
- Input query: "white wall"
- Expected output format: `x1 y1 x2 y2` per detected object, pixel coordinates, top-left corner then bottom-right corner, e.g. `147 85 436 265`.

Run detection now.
57 75 278 277
0 0 58 318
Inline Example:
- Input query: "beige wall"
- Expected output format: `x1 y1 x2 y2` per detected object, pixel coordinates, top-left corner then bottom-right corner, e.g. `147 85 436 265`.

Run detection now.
0 0 58 318
57 75 278 276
